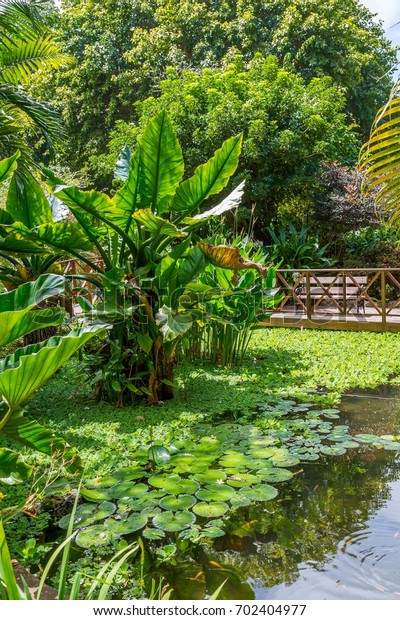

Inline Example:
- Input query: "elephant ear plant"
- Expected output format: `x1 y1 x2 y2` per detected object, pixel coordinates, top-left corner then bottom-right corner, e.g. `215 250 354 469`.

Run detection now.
1 111 266 405
0 274 106 484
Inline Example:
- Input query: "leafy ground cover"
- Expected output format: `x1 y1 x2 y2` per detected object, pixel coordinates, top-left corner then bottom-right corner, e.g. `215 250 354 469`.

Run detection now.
2 327 400 596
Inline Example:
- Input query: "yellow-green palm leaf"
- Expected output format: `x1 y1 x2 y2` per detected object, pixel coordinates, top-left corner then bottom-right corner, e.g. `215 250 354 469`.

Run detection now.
360 83 400 221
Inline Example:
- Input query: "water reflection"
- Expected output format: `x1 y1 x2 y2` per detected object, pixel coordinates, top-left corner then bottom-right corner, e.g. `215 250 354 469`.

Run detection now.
165 394 400 600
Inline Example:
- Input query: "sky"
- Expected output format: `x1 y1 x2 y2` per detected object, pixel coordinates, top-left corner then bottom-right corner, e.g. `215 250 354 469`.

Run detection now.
361 0 400 48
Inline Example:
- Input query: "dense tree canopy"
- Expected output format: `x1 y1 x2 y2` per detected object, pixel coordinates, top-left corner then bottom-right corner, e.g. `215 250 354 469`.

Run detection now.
102 55 359 228
37 0 396 186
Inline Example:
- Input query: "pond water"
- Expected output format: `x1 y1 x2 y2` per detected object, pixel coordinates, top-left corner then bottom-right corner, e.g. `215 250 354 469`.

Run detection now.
162 392 400 600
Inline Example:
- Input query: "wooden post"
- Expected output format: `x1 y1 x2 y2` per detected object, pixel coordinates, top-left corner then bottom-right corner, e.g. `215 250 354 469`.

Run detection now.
342 273 347 316
306 271 312 320
381 270 386 325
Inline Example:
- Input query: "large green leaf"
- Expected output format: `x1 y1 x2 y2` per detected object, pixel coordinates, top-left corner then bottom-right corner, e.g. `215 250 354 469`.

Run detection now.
0 274 66 347
114 145 132 182
132 209 186 238
113 151 142 231
155 305 192 342
0 325 106 407
0 403 78 466
0 151 19 185
44 169 107 241
6 171 53 227
171 134 243 215
138 111 184 213
0 233 49 256
183 181 245 225
176 245 209 288
9 221 94 253
0 448 32 484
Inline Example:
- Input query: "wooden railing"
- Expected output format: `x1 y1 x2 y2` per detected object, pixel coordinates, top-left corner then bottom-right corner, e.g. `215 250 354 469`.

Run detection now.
267 268 400 332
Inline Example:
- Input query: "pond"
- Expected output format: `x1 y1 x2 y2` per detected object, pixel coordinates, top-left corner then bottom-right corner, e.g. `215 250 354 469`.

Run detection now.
159 391 400 600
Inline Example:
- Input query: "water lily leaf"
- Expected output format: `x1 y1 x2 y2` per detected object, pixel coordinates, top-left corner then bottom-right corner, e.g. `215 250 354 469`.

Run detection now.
194 437 221 453
153 511 196 532
109 483 148 499
112 468 147 481
256 468 293 482
105 514 148 537
229 494 251 508
193 471 227 484
168 454 196 467
75 525 113 548
240 484 278 502
59 504 97 530
379 441 400 450
142 528 165 540
246 437 276 447
219 453 252 467
196 484 236 502
118 497 158 513
354 434 380 443
320 409 340 419
271 455 300 467
320 445 346 456
74 487 113 505
339 440 360 449
226 473 260 487
140 505 162 517
246 448 277 459
159 494 196 511
201 527 225 538
148 474 199 495
193 502 229 518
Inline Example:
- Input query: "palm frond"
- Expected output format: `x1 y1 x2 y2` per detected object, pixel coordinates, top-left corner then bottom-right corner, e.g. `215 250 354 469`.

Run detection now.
0 35 72 85
359 82 400 223
0 0 46 44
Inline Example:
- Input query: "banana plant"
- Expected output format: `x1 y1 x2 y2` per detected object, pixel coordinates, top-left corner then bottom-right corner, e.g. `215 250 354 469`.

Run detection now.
1 111 265 404
0 274 106 484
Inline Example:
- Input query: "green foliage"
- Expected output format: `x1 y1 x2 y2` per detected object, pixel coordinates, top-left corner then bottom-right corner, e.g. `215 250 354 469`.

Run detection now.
184 235 280 366
267 223 331 269
39 0 395 184
0 274 106 483
6 112 266 405
343 226 400 268
0 0 71 176
105 55 359 228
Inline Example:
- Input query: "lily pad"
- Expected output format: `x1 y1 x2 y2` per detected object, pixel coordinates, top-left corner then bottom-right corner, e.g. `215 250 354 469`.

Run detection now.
109 482 148 499
226 473 260 487
240 484 278 502
152 510 196 532
142 528 165 540
354 433 380 443
201 527 225 538
271 455 300 467
219 453 251 467
246 448 277 459
112 467 147 481
193 470 227 484
159 494 196 511
196 484 235 502
58 501 116 530
105 514 148 537
229 494 251 508
320 445 346 456
256 468 293 482
193 502 229 518
81 488 112 502
75 525 113 548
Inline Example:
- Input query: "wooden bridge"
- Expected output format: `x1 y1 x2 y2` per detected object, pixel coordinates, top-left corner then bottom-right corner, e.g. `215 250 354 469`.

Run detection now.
262 268 400 332
61 259 400 333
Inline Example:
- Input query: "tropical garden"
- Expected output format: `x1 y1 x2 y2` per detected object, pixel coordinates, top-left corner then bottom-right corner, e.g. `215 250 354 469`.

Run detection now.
1 0 400 601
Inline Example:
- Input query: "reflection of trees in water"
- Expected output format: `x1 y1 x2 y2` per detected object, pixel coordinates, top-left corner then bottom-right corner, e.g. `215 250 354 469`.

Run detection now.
207 451 400 591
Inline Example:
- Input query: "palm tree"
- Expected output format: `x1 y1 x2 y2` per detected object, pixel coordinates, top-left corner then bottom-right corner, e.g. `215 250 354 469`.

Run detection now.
359 81 400 222
0 0 71 176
